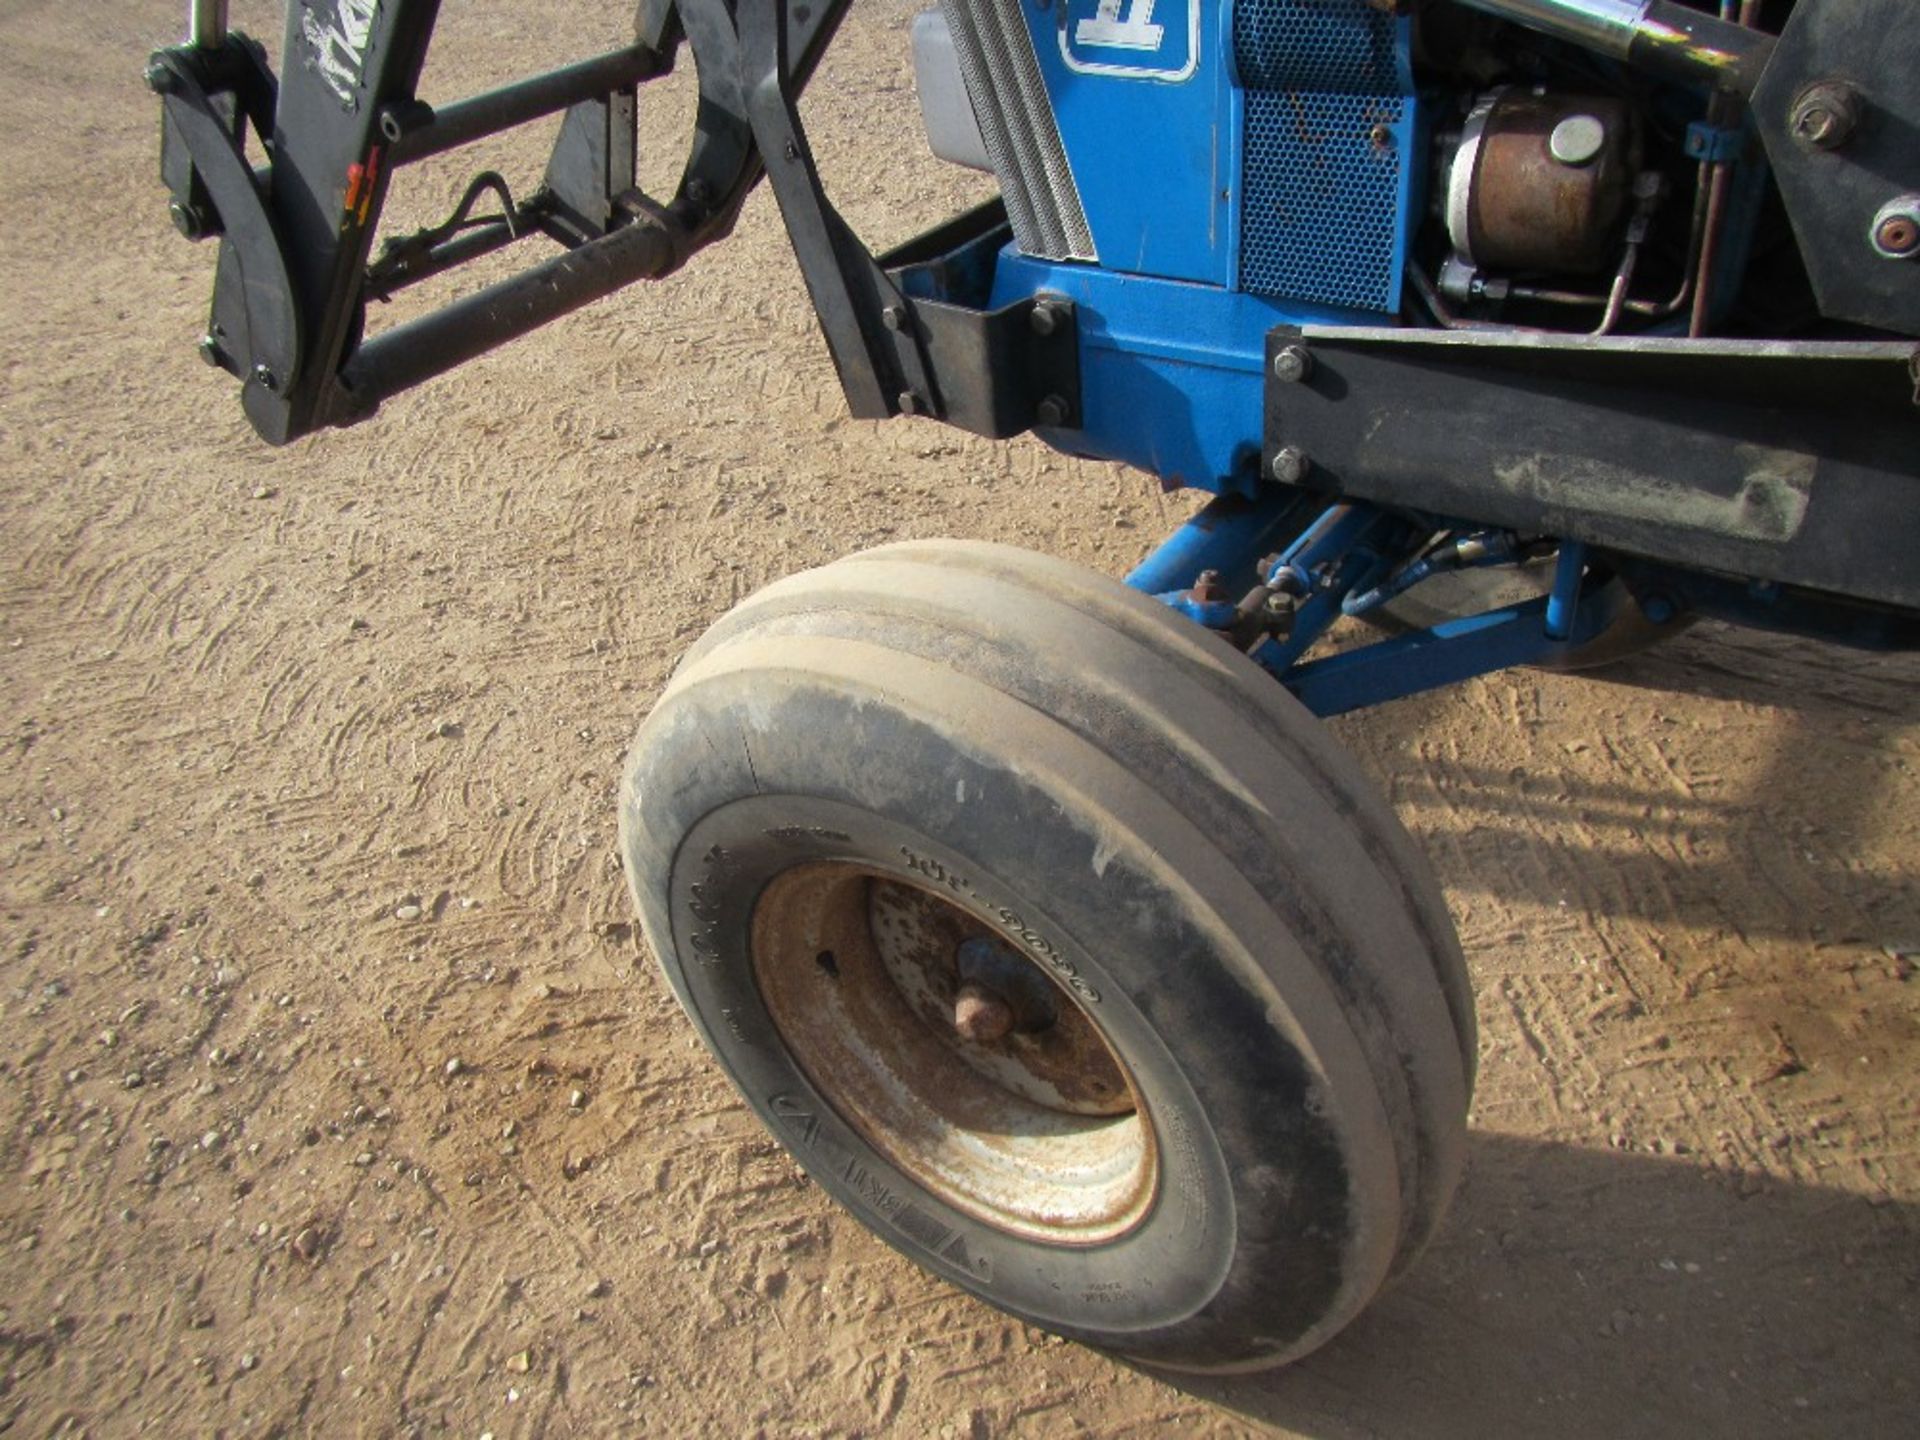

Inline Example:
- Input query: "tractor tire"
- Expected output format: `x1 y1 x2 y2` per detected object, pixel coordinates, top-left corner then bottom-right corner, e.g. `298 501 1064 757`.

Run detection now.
619 540 1474 1371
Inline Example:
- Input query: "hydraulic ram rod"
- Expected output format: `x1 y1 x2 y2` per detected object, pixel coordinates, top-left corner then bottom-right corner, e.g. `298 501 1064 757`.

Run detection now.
189 0 226 48
1452 0 1774 94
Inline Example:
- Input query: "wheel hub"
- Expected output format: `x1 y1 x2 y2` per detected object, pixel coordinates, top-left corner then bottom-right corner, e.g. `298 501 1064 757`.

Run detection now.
750 863 1156 1244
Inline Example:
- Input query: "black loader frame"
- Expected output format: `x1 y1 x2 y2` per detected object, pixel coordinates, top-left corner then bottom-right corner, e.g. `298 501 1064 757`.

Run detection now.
148 0 1068 448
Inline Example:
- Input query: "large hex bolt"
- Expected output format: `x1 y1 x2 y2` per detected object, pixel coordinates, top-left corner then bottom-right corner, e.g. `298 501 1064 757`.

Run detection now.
1187 569 1226 604
1789 81 1860 151
1270 446 1310 484
1871 197 1920 261
1035 394 1072 428
1271 344 1312 384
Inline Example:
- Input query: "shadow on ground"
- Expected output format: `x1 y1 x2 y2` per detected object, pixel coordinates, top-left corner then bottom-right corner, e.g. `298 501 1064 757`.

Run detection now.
1335 622 1920 946
1163 1132 1917 1438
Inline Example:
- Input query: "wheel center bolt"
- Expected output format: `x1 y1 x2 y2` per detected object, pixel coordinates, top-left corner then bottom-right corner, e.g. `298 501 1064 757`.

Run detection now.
953 983 1015 1043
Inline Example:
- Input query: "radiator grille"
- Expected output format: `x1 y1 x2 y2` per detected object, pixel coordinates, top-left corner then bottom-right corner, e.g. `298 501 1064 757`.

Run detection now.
1235 0 1410 311
941 0 1097 262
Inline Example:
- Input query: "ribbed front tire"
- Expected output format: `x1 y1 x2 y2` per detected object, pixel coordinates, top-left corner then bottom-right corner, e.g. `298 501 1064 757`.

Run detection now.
620 541 1473 1370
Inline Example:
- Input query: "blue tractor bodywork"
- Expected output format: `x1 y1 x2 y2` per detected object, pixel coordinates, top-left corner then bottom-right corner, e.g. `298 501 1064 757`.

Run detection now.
908 0 1919 709
985 0 1422 493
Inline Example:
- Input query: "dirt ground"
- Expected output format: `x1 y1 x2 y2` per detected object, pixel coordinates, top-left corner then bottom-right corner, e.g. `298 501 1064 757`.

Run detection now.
1 3 1916 1436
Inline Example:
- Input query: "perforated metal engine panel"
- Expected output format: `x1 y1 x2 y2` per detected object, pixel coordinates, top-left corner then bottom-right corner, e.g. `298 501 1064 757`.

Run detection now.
1235 0 1414 312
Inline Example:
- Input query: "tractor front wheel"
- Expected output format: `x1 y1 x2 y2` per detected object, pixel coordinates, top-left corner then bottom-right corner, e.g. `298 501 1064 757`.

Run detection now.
620 541 1474 1370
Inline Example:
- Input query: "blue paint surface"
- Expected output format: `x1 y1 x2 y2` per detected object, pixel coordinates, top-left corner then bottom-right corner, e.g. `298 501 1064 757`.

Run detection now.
992 1 1420 486
1021 0 1234 285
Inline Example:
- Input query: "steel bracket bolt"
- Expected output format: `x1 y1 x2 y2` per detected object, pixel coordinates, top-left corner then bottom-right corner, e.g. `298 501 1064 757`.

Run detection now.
1034 394 1071 428
1188 569 1225 603
169 201 213 241
880 304 907 332
1270 446 1310 484
197 335 225 368
1870 196 1920 261
1029 300 1066 337
896 390 922 417
1271 344 1312 384
145 57 179 95
1789 80 1860 151
251 364 278 393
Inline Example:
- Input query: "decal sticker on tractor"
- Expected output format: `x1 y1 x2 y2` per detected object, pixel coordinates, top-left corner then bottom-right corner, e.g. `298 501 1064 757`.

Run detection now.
1061 0 1200 82
301 0 379 109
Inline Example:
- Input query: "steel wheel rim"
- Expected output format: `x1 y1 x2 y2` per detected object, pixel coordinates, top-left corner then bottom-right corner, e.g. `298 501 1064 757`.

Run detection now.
751 863 1158 1245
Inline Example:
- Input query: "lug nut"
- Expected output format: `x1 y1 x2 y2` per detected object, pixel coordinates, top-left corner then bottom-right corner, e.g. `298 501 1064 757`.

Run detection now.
953 983 1015 1043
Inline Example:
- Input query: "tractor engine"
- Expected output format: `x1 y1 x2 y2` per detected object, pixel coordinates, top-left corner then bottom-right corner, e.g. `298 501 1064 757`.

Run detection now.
918 0 1808 320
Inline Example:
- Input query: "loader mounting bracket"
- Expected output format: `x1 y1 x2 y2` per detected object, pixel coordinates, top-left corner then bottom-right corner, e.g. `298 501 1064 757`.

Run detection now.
150 1 1080 447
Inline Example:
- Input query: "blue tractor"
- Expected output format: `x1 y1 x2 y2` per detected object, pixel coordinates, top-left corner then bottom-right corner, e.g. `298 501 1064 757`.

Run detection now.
150 0 1917 1367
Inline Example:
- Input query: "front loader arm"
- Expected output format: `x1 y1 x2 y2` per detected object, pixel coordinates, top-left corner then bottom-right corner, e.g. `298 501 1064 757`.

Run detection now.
150 0 1053 446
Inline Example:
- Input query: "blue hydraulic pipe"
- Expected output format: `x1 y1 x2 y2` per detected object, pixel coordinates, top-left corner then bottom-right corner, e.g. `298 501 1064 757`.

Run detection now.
1545 541 1588 640
1126 488 1324 599
1342 531 1524 618
1249 504 1409 675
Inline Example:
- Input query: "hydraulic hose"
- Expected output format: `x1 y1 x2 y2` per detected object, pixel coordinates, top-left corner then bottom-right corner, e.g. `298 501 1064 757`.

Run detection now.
1449 0 1773 95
